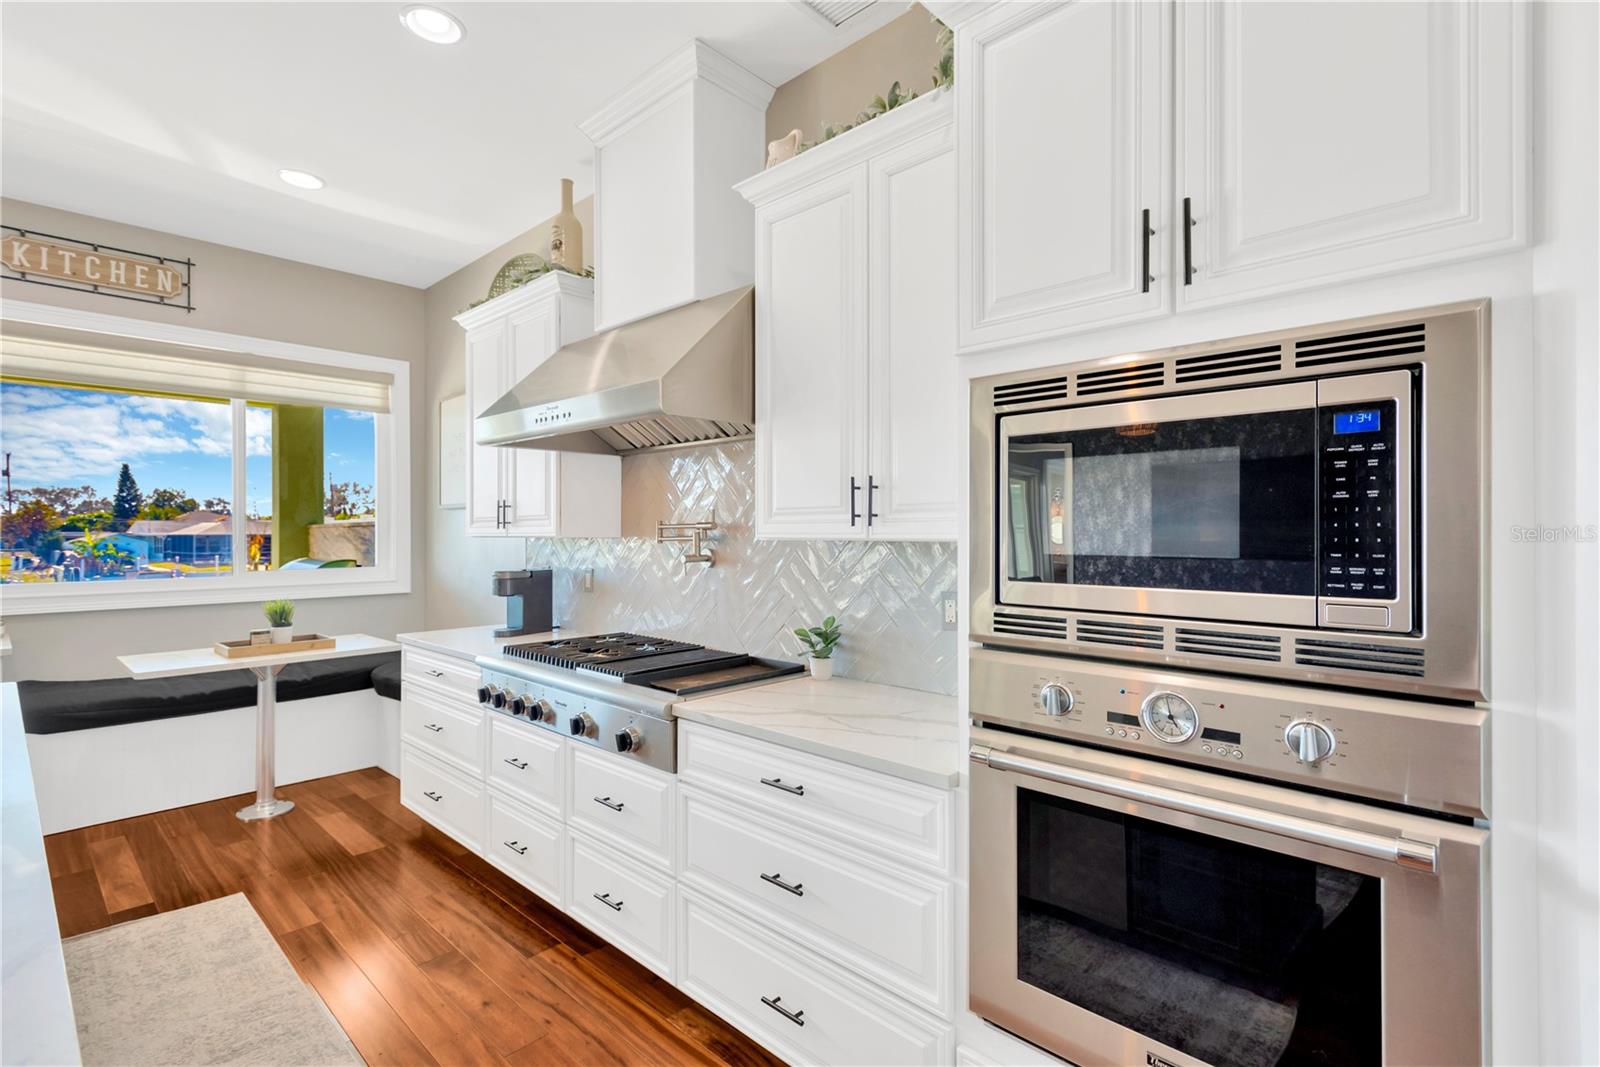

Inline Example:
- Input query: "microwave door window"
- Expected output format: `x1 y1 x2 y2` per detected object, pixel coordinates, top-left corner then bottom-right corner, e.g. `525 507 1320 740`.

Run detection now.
1008 446 1072 583
1016 789 1381 1067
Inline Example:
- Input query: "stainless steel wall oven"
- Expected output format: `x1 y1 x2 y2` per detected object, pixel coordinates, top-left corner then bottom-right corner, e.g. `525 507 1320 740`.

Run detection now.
971 302 1488 701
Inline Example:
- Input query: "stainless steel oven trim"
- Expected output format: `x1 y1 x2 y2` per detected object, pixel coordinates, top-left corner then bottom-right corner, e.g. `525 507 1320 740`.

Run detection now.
968 725 1488 1067
971 299 1488 701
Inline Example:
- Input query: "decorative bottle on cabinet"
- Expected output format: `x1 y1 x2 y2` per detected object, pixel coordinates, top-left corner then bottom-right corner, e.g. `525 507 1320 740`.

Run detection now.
549 178 583 272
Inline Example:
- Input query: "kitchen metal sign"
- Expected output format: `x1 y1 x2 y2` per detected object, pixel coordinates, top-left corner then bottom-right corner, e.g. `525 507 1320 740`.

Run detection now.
1 226 194 311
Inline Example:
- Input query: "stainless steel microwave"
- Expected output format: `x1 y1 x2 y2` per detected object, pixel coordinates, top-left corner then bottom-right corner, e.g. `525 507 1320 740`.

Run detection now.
971 302 1488 701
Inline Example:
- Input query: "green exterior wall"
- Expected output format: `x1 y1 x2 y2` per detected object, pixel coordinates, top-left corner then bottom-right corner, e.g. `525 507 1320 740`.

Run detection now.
270 406 323 566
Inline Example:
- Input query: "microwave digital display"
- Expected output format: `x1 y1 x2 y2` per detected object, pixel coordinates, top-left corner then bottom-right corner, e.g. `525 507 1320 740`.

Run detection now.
1333 409 1382 435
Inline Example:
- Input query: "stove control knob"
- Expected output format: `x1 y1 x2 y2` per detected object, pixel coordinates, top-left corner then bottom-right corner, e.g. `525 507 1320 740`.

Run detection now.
1040 683 1074 717
489 688 508 710
533 699 555 723
509 695 529 717
1284 720 1336 765
615 726 643 753
569 712 596 737
476 685 492 705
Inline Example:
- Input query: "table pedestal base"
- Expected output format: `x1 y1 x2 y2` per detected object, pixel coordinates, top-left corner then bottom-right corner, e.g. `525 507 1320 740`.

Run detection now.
237 798 296 820
236 664 292 822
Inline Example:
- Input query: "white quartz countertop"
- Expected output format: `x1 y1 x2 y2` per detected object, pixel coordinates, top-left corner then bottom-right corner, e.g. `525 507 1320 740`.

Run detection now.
675 676 961 789
395 625 567 663
118 633 398 679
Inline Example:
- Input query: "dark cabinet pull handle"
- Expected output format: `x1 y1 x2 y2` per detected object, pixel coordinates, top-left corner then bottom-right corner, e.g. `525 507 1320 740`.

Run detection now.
504 840 528 855
760 777 805 796
593 892 624 911
422 723 444 733
422 791 442 802
849 477 861 526
1141 208 1154 293
760 872 804 896
503 757 528 770
1182 196 1196 285
761 996 805 1027
425 668 445 678
867 477 879 526
593 795 625 812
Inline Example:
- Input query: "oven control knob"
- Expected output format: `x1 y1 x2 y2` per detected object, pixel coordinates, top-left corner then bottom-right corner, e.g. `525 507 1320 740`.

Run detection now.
615 726 643 753
509 695 529 717
476 685 492 705
533 699 555 723
1284 720 1336 765
569 712 596 737
1039 683 1074 717
489 688 508 709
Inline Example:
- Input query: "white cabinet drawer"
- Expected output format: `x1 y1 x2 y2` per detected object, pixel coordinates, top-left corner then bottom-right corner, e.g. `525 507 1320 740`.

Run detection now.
679 721 952 874
488 718 564 817
679 891 951 1067
567 746 674 870
401 745 484 851
402 647 480 704
567 832 674 980
402 690 484 775
486 792 564 909
679 787 950 1015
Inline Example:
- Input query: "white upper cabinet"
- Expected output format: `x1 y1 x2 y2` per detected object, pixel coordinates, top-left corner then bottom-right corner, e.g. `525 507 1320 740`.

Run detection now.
739 92 960 542
1176 0 1528 309
454 273 621 539
954 0 1171 352
933 0 1527 346
580 40 775 332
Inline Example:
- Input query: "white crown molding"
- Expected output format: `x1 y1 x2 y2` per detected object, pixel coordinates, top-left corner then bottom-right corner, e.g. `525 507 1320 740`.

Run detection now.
735 87 953 206
579 39 775 146
452 270 594 331
920 1 999 29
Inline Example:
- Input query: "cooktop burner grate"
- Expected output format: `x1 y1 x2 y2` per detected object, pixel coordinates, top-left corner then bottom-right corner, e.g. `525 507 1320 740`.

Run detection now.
504 632 702 670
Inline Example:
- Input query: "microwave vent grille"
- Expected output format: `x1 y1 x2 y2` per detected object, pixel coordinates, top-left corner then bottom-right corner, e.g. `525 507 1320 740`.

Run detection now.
1293 637 1426 677
992 609 1070 640
1294 323 1426 369
1174 627 1282 661
1174 344 1284 385
1074 361 1166 397
993 375 1070 408
1075 618 1165 650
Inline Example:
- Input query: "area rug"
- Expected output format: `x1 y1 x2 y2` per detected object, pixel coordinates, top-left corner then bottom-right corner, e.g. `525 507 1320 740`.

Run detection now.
62 893 362 1066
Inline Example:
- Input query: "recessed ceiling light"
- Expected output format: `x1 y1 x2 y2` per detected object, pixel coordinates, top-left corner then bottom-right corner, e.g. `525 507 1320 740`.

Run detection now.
277 168 325 190
400 5 464 44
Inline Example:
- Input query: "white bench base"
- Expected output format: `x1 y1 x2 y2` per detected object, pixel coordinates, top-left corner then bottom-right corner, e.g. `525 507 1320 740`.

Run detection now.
27 691 401 835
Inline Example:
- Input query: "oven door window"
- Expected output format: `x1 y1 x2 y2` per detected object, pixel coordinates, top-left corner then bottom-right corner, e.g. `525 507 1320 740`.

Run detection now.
1005 409 1316 595
1017 789 1380 1067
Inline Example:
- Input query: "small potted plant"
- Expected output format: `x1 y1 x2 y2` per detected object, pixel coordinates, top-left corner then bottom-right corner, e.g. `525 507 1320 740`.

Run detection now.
794 616 841 679
263 599 296 644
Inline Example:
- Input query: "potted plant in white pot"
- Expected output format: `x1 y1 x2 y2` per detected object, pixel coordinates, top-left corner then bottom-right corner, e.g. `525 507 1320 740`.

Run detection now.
263 599 296 644
794 616 841 679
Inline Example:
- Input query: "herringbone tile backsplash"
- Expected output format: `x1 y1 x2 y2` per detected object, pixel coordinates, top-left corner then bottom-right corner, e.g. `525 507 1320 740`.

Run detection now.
526 440 958 695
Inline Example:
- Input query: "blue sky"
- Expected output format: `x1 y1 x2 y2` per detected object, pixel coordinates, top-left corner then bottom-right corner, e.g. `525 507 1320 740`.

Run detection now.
1 381 374 516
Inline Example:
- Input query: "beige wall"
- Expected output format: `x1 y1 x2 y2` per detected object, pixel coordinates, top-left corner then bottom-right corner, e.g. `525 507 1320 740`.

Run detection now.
0 198 427 679
765 4 944 146
421 199 595 629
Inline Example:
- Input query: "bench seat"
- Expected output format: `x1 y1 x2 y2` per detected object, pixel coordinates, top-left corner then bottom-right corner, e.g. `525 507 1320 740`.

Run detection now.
18 652 401 735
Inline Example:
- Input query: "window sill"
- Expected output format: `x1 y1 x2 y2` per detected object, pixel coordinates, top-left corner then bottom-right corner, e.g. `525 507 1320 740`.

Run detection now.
0 570 412 615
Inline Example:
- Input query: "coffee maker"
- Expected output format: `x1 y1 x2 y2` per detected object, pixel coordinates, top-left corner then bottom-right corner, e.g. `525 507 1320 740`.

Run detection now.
492 569 554 638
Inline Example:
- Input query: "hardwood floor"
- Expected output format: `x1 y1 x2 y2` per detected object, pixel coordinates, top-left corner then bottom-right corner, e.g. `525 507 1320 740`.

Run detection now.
45 768 784 1067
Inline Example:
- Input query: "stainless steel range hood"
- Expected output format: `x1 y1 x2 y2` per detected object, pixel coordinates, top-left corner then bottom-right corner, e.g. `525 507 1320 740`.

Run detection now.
475 286 754 455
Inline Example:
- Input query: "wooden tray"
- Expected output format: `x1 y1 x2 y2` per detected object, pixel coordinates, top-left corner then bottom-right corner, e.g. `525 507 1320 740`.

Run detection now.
213 633 335 658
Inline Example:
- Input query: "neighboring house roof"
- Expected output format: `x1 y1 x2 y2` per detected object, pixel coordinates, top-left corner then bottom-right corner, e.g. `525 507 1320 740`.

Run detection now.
126 511 271 537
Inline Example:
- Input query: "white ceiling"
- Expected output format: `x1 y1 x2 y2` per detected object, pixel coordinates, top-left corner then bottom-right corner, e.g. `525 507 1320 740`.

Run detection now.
0 2 905 288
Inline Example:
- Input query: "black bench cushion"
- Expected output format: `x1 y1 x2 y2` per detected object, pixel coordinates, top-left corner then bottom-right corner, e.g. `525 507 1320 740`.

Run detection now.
371 659 402 701
18 651 401 735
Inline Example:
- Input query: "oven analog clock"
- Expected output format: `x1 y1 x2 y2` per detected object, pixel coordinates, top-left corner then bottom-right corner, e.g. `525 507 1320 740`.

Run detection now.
1140 691 1199 744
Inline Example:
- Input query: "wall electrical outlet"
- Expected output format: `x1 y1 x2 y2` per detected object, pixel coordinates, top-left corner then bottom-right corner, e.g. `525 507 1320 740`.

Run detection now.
941 592 958 630
581 568 595 593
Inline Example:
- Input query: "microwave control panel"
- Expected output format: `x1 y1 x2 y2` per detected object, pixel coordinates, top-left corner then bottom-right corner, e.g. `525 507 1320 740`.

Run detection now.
1319 399 1398 600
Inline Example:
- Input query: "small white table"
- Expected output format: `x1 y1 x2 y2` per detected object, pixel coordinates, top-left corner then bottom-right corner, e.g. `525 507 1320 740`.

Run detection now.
118 634 399 822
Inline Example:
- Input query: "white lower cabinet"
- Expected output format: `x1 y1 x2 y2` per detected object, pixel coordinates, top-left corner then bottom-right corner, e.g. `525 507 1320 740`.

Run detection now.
679 890 953 1067
567 831 675 981
485 791 565 909
488 717 564 818
400 745 484 853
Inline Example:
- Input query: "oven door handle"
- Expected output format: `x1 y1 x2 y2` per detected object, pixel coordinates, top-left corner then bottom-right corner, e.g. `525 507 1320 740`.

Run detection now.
971 745 1437 874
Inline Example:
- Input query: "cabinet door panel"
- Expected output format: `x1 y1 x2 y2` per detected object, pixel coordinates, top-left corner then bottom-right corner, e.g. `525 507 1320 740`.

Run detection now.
464 323 507 535
868 128 960 541
958 0 1170 351
504 302 561 535
1177 1 1527 308
755 168 870 540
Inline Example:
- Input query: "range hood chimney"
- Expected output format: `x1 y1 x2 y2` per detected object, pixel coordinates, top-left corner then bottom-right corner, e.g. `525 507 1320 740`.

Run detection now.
475 286 753 454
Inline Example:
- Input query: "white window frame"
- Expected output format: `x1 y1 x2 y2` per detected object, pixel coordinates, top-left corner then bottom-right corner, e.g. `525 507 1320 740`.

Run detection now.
0 298 412 615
